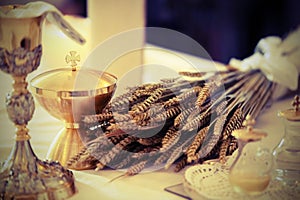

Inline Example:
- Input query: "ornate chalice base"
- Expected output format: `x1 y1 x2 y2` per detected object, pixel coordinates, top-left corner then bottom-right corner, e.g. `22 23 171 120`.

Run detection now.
0 13 76 199
0 141 75 199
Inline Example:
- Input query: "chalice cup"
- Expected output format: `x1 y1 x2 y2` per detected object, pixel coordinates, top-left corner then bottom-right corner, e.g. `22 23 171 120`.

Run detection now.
0 5 75 199
30 60 117 170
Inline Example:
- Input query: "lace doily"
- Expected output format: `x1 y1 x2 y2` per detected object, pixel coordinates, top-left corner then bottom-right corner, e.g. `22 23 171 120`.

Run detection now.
183 163 300 200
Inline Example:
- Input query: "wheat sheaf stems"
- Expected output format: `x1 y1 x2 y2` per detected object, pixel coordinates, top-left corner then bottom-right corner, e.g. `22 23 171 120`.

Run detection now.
160 130 181 152
153 106 181 123
178 71 208 77
125 160 148 176
137 134 163 146
195 84 211 107
82 112 114 124
132 146 160 159
95 162 106 171
215 100 228 115
113 155 134 169
107 161 146 183
160 77 180 83
144 83 165 91
164 136 194 169
112 146 157 170
110 88 149 112
174 106 195 128
161 126 177 145
66 146 88 168
197 114 227 159
195 81 219 108
107 120 139 132
182 110 211 132
154 135 187 166
110 93 133 111
222 107 244 140
227 136 238 155
186 126 209 163
108 134 128 145
133 103 164 123
178 86 202 102
217 107 244 162
163 86 201 108
185 98 214 123
219 137 231 164
113 113 133 122
174 155 188 172
120 150 159 177
84 134 118 156
179 70 237 78
163 96 179 108
188 114 226 163
131 88 164 114
97 136 137 167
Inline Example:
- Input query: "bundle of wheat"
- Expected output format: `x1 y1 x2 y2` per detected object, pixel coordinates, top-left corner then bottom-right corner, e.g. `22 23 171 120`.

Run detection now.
67 68 275 175
67 26 300 176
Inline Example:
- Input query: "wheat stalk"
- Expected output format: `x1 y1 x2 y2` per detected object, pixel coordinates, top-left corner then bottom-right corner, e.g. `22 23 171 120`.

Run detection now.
186 126 209 163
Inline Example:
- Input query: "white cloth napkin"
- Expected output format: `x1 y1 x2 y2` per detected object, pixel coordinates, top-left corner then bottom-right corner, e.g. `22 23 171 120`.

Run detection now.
229 27 300 99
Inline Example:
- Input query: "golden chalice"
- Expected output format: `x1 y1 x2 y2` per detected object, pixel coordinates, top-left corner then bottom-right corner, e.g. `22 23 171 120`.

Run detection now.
0 3 87 199
30 51 117 169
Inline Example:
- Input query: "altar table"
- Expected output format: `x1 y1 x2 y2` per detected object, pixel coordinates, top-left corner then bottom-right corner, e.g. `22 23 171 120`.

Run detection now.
0 46 293 200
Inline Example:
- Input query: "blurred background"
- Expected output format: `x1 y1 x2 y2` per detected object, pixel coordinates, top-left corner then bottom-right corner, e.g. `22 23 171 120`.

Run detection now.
1 0 299 64
146 0 300 63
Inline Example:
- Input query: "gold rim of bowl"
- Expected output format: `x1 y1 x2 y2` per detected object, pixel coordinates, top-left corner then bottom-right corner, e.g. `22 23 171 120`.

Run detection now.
30 68 117 98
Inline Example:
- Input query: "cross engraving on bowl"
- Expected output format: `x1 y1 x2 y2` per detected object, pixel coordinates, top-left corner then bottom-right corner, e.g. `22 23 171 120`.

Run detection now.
65 51 80 71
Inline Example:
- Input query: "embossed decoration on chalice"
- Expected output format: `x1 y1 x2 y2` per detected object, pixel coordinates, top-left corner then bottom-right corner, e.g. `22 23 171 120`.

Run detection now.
0 2 86 199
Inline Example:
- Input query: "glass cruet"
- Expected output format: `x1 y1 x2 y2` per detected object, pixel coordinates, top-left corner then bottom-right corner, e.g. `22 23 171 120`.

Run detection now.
228 115 274 196
273 95 300 187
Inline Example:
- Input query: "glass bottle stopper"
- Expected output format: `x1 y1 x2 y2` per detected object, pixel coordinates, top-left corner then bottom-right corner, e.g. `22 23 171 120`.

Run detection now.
232 115 267 143
278 95 300 121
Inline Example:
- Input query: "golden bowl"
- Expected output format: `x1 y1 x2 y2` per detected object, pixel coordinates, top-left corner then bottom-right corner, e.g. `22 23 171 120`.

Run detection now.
30 67 117 169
